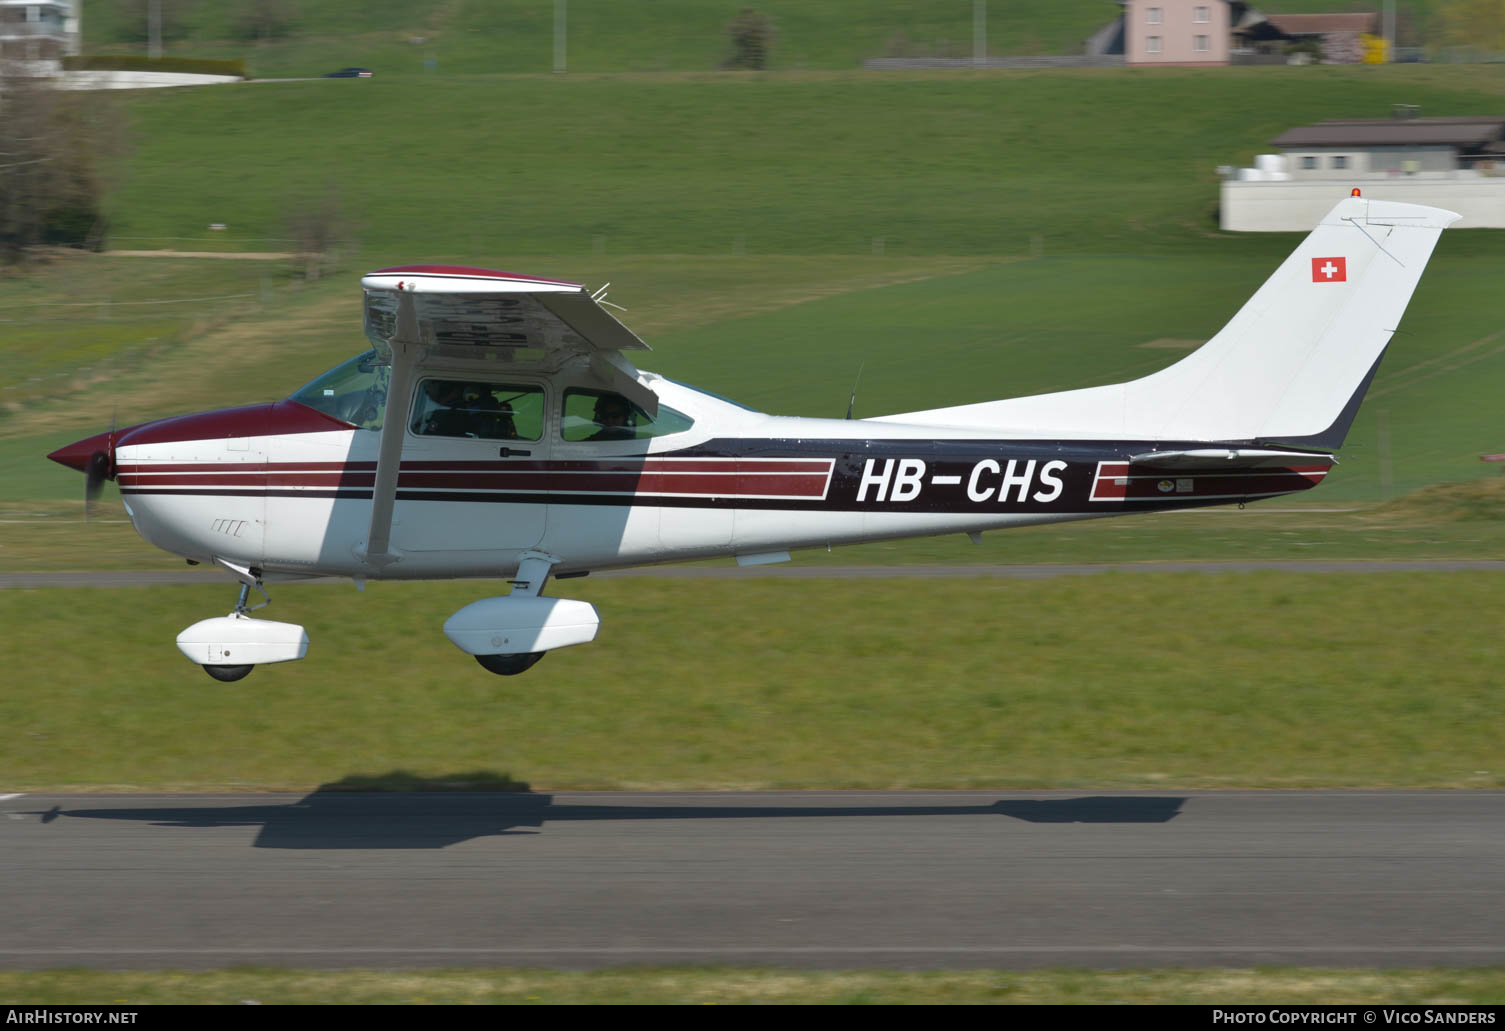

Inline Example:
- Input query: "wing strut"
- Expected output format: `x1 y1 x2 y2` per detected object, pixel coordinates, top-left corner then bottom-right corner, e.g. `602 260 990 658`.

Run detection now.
357 287 420 569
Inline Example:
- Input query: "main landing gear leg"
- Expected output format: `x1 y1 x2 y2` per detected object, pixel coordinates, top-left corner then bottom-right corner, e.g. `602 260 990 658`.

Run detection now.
473 552 556 676
445 551 598 676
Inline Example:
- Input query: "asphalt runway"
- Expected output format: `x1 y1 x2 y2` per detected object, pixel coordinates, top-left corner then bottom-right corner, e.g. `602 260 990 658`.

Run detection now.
3 791 1503 970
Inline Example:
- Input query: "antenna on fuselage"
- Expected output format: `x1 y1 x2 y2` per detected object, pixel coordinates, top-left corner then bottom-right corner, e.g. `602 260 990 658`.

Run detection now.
844 362 865 420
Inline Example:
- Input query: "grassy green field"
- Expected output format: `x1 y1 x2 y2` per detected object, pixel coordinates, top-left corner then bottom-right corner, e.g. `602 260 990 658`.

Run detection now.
3 573 1500 791
1 67 1500 795
5 967 1504 1005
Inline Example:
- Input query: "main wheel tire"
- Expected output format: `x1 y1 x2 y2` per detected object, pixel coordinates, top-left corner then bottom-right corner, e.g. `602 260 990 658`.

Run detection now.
202 664 254 683
475 652 545 676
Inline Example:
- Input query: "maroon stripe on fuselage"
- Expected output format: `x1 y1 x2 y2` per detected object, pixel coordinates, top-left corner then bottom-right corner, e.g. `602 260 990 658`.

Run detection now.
118 461 377 474
117 458 827 474
397 471 827 496
117 468 830 497
119 472 378 489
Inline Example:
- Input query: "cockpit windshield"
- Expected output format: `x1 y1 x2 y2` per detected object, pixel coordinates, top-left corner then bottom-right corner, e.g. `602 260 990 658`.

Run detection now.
288 351 389 430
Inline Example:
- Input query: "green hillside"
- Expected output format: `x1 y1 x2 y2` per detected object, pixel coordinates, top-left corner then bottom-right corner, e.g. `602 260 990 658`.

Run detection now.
80 0 1446 77
81 0 1125 76
104 66 1503 257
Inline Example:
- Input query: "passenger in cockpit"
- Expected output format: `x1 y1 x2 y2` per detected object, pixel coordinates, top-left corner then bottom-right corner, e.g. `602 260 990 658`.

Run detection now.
416 380 467 436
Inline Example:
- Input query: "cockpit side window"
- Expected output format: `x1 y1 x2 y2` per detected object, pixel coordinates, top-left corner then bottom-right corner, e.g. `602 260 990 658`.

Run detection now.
411 379 544 441
560 389 694 443
287 351 389 430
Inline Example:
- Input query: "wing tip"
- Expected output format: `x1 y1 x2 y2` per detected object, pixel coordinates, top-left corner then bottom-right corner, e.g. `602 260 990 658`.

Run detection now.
363 265 583 291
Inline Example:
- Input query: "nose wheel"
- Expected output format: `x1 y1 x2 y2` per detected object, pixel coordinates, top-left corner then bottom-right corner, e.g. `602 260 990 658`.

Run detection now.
178 578 309 681
202 663 255 682
199 582 263 682
474 652 545 676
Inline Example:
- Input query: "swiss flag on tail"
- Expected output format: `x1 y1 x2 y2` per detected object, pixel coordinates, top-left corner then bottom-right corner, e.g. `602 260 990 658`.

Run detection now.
1311 256 1347 283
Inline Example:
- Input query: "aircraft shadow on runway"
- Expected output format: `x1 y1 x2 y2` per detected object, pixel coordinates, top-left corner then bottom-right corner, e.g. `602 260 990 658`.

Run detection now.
38 777 1186 849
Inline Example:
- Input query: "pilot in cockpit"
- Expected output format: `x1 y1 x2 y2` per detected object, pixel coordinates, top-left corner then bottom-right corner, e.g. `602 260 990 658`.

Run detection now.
587 394 636 442
464 384 517 440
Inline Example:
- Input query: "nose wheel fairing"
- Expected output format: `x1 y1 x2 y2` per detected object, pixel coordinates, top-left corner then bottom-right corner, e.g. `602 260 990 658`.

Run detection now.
176 582 308 682
176 611 309 678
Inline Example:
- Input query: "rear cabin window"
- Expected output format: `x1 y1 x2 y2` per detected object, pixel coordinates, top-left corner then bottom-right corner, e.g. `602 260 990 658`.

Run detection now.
560 389 694 443
412 380 544 441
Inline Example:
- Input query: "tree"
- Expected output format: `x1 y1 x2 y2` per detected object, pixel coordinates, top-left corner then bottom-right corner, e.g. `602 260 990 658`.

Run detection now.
0 66 126 262
285 186 354 282
1435 0 1505 53
109 0 197 44
723 8 777 70
232 0 299 43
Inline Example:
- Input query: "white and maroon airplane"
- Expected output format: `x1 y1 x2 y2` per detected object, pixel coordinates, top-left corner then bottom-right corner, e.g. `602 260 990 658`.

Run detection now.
49 193 1458 680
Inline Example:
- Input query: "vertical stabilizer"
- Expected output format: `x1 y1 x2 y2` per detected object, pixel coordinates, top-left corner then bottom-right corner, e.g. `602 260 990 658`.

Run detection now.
879 195 1460 445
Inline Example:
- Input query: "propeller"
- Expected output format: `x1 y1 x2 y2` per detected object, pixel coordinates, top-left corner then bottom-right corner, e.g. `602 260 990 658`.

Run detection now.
84 450 110 513
83 412 115 521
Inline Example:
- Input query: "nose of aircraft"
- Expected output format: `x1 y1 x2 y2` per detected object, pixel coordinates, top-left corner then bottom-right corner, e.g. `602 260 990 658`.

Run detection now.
47 429 115 476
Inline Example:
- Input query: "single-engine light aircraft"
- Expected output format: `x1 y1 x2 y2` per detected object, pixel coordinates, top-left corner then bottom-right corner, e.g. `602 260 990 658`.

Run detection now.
50 194 1458 680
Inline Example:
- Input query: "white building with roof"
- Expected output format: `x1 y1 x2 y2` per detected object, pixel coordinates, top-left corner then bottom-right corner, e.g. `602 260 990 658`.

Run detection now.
1222 113 1505 230
0 0 76 76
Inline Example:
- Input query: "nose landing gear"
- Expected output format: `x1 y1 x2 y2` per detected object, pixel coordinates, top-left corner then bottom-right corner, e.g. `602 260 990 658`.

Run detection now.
177 579 309 682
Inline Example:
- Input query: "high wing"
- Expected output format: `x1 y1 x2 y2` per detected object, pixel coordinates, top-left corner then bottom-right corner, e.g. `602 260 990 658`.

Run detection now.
356 264 658 567
361 265 648 357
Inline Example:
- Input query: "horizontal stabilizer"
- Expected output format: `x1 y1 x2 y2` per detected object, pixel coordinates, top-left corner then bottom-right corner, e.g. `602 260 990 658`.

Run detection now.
1126 448 1337 470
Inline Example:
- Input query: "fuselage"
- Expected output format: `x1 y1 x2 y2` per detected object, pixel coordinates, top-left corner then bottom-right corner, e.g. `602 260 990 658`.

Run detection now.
52 369 1332 582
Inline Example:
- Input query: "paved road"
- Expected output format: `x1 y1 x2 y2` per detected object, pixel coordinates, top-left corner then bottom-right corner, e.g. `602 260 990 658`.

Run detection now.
3 791 1502 970
6 560 1505 589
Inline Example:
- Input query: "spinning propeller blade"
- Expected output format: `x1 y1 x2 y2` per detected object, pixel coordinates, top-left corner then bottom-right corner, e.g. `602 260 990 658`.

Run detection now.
83 410 115 521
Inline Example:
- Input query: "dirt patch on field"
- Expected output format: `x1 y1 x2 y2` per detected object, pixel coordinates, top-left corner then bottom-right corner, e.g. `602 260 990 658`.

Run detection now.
107 250 301 260
1139 338 1202 349
1367 326 1505 401
622 256 1006 337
